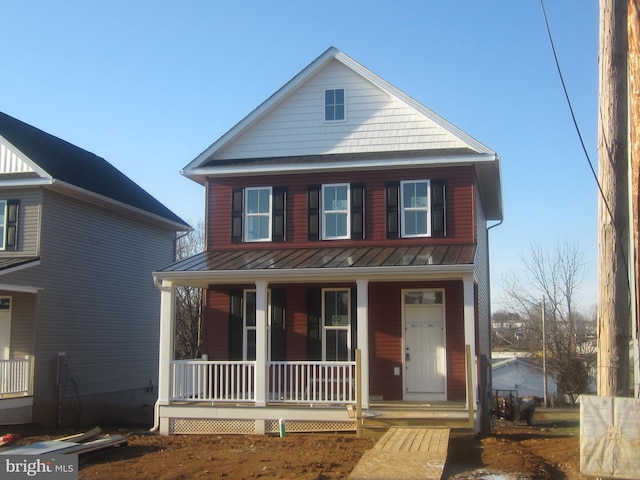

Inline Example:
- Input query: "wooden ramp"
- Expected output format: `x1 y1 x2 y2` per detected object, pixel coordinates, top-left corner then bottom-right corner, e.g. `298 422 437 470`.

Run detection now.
348 427 450 480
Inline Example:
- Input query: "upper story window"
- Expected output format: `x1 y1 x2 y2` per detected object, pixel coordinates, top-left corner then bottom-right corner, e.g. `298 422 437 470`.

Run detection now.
401 180 430 237
325 89 345 121
322 184 350 240
0 200 19 251
386 180 446 239
231 187 286 243
308 183 364 241
245 187 272 242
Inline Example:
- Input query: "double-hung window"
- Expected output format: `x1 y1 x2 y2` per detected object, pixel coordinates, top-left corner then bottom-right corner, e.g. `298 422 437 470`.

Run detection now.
401 180 430 237
236 289 286 361
322 184 350 240
232 187 286 243
323 289 351 361
245 187 272 242
325 89 345 121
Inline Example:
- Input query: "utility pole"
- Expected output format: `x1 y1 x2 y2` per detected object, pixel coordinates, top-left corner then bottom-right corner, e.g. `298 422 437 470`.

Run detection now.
629 0 640 397
542 297 548 407
597 0 630 397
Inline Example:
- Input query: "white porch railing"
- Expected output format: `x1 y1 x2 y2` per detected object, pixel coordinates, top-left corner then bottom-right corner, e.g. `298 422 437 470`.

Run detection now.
0 357 32 398
171 360 255 402
170 360 356 404
268 361 356 404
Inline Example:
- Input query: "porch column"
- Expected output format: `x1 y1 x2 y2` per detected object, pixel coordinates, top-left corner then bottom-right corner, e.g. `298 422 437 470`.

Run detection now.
254 280 268 407
157 280 176 422
462 275 477 411
356 278 370 409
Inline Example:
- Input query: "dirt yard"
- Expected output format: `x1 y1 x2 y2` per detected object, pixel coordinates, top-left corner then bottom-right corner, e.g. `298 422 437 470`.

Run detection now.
3 409 585 480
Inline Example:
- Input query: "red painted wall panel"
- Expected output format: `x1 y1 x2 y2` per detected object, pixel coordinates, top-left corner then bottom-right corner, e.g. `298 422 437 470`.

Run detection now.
206 166 476 250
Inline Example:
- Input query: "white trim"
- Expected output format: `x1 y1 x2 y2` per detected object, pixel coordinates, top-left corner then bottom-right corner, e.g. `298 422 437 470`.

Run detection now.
401 288 447 401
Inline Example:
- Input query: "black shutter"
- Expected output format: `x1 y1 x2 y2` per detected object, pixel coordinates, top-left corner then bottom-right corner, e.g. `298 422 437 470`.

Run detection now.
272 187 287 243
229 290 243 360
307 288 322 360
350 183 365 240
307 185 320 241
270 288 287 361
5 200 19 251
385 182 399 239
350 286 358 359
231 189 244 243
431 180 446 237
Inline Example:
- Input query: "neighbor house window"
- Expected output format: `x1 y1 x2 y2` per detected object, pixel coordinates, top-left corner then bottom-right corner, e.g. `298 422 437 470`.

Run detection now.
0 200 19 251
231 187 286 243
322 184 350 240
245 187 272 242
325 89 345 121
323 289 351 361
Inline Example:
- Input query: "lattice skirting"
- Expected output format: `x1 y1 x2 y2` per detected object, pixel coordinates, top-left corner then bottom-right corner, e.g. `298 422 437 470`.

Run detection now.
0 405 32 425
169 417 357 435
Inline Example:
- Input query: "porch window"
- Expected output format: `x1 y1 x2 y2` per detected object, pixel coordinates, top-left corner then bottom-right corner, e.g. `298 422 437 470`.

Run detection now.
323 289 351 361
234 289 286 361
322 184 350 240
244 291 257 360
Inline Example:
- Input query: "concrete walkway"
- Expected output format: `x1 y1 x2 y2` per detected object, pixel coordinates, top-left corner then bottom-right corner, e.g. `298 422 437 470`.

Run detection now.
348 427 450 480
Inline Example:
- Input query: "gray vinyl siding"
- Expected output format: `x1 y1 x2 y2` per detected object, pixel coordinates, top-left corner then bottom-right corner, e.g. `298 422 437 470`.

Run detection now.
474 190 491 357
0 188 41 256
4 292 36 357
14 190 176 401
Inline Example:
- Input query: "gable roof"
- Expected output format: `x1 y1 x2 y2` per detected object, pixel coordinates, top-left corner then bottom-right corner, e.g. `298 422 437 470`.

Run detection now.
0 111 189 230
183 47 502 221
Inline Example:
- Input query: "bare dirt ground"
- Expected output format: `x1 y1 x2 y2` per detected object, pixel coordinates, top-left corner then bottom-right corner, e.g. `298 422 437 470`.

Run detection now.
3 409 585 480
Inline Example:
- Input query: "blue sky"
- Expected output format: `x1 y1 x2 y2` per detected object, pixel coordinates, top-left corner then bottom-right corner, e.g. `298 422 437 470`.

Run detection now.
1 1 598 313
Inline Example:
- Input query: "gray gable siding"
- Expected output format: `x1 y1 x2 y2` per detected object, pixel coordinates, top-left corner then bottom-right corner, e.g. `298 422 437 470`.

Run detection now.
5 190 176 402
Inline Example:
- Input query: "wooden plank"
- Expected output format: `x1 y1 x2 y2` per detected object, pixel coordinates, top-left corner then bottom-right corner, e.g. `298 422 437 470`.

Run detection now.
55 427 101 443
0 440 79 455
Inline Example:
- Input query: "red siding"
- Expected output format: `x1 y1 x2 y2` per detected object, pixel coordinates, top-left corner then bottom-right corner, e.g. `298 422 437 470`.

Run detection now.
202 281 468 402
207 166 476 250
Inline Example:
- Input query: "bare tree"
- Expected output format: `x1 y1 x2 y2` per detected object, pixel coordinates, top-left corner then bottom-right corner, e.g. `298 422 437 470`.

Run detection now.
500 241 595 402
174 221 204 359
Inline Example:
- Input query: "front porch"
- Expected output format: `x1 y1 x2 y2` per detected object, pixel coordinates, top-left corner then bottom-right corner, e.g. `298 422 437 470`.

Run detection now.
157 352 475 435
0 357 33 425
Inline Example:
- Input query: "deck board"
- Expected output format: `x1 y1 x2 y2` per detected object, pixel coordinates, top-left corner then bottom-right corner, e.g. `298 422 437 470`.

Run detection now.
348 427 450 480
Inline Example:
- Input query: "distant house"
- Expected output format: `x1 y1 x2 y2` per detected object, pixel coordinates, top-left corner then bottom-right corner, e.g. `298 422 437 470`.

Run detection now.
492 357 557 399
152 47 503 435
0 112 189 426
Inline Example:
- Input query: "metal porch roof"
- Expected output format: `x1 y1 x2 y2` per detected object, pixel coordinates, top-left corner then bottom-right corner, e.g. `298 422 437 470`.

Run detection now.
159 244 476 275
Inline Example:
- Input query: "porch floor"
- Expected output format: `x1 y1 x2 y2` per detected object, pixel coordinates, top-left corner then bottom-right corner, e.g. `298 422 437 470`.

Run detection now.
348 427 450 480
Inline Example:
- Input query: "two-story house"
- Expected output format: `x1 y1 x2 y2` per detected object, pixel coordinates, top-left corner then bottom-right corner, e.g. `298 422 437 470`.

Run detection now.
152 47 503 435
0 112 189 427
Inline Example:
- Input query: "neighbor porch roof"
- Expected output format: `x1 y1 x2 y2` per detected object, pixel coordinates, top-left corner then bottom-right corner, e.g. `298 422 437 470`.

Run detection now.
154 244 476 287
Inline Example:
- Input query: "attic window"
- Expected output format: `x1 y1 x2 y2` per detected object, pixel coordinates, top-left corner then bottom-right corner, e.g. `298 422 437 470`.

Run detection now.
325 89 345 121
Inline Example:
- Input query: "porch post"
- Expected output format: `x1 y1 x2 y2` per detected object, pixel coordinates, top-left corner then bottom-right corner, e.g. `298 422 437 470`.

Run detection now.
254 280 268 407
462 275 477 412
356 278 369 409
157 280 176 433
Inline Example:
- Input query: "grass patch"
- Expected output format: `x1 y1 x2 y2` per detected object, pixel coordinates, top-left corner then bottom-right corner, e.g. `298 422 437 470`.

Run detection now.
533 407 580 435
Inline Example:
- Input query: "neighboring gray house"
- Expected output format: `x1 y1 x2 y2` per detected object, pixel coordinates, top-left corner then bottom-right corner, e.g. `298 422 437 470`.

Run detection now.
492 357 557 399
0 112 189 427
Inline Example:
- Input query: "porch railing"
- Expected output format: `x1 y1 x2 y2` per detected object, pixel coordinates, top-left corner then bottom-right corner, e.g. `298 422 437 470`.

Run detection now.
171 360 255 402
268 361 356 404
170 360 356 404
0 357 32 399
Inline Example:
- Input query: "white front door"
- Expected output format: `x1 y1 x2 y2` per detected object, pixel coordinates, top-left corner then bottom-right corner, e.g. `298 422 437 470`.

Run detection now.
403 291 446 400
0 297 11 359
